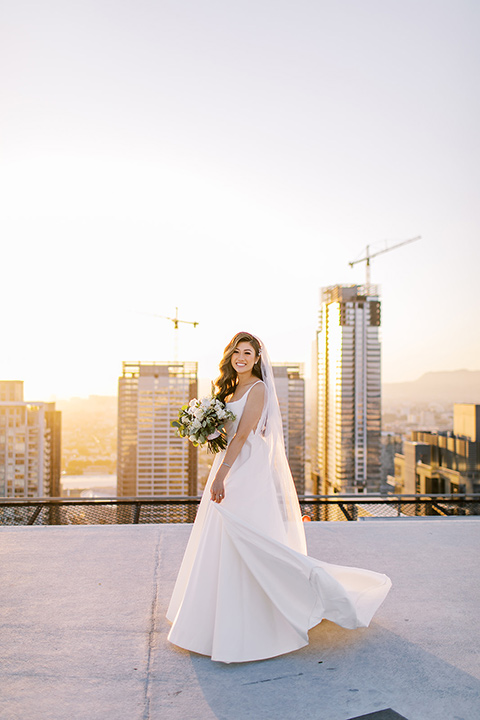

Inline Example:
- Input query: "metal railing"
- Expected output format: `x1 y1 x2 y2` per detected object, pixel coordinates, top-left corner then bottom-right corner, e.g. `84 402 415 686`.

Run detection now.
1 494 479 526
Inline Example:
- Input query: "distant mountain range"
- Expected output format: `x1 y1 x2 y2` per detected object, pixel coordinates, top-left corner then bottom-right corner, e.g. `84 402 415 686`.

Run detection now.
383 370 480 405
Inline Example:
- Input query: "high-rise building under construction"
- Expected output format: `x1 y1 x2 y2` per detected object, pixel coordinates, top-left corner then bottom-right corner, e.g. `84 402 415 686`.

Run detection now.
316 285 382 494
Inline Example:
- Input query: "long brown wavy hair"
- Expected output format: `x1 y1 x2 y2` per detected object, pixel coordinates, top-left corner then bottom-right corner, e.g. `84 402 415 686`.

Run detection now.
214 332 263 402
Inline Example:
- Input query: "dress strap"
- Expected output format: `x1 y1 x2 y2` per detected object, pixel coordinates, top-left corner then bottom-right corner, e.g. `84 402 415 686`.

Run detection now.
239 380 264 402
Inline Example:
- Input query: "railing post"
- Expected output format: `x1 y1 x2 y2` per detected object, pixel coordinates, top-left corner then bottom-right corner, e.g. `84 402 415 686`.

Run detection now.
133 503 141 524
27 505 42 525
338 503 352 521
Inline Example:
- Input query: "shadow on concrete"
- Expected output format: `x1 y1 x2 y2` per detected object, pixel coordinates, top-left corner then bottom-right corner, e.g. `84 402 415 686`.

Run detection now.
159 621 479 720
156 520 480 720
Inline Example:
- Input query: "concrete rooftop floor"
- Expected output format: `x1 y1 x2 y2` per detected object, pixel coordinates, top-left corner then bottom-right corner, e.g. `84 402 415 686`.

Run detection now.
1 518 479 720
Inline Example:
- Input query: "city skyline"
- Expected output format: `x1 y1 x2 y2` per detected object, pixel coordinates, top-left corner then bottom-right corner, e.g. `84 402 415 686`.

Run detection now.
2 1 479 400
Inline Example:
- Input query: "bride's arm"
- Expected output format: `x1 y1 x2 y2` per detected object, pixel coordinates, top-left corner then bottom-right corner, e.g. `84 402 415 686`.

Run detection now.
210 383 265 503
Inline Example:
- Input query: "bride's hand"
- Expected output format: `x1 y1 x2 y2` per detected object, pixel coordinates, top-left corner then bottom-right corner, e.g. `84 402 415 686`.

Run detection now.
210 468 227 503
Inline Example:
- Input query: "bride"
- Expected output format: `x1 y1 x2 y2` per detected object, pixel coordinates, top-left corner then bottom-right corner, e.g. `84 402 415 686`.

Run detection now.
167 332 391 663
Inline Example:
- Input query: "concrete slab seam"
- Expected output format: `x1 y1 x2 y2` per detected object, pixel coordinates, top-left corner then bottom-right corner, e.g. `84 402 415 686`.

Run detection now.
142 530 162 720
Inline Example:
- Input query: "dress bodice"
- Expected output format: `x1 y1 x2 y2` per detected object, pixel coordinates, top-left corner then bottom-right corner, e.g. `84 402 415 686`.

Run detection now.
225 381 263 439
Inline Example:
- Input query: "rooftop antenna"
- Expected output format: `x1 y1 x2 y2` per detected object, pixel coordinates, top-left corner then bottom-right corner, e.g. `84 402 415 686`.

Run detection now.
140 307 199 361
349 236 421 289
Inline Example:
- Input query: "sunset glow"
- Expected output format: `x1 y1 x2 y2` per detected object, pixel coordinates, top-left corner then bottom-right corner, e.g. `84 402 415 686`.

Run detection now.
2 1 479 400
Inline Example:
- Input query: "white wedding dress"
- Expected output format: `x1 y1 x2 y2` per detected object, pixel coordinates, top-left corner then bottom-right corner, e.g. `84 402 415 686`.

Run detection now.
167 382 392 664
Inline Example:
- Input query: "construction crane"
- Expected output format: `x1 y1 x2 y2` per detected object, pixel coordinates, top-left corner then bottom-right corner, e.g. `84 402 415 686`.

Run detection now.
349 236 421 287
141 307 199 361
154 307 199 331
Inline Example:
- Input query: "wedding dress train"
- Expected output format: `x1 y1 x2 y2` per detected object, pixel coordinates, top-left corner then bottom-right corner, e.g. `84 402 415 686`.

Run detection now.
167 383 391 663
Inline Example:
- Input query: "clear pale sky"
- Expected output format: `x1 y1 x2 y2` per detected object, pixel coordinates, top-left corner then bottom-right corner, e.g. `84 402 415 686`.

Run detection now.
1 0 479 399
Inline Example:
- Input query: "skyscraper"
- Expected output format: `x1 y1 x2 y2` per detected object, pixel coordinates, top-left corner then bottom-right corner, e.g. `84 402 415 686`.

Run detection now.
273 363 306 495
0 381 62 498
316 285 381 494
117 361 198 497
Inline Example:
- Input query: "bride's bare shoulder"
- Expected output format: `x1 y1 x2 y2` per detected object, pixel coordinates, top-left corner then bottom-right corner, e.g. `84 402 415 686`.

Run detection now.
247 381 265 402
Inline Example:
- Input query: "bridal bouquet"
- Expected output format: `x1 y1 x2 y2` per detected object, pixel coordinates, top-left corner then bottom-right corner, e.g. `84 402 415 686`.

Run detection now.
172 396 236 453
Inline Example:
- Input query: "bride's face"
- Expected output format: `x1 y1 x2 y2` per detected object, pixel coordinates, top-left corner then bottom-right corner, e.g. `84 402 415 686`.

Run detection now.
231 341 258 376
